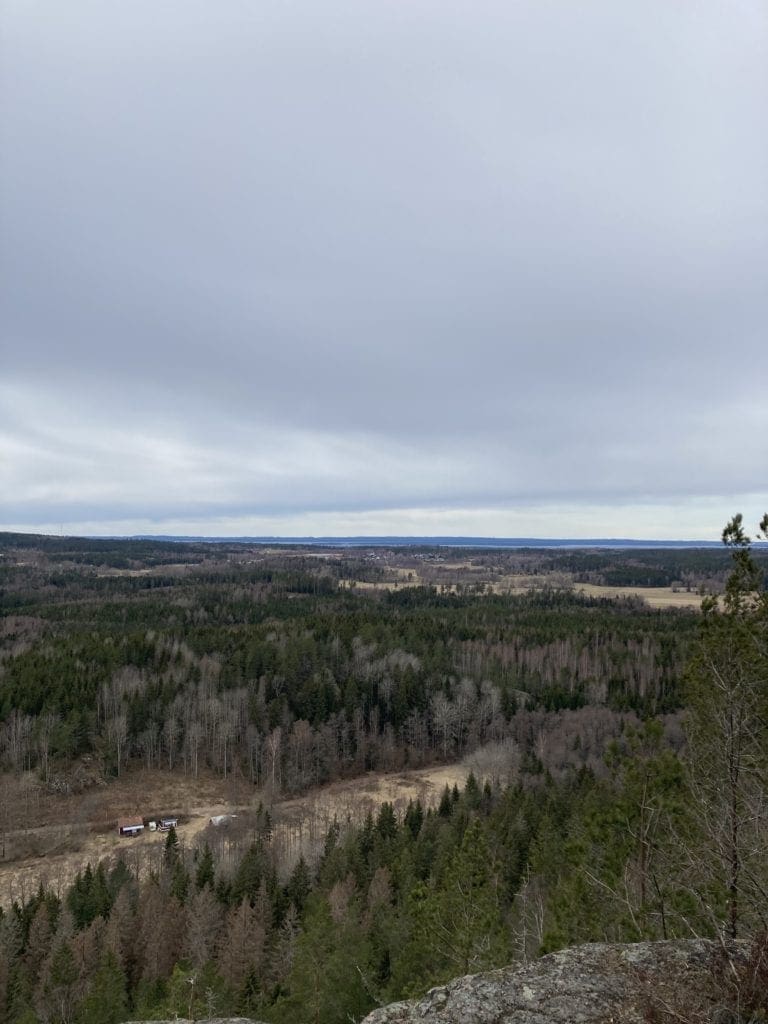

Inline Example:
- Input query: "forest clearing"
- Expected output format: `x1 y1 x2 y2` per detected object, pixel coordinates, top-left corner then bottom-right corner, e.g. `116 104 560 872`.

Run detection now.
574 583 703 608
0 761 471 907
341 576 704 607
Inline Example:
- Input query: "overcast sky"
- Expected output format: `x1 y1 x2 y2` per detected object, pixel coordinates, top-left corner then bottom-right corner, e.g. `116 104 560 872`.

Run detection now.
1 1 766 539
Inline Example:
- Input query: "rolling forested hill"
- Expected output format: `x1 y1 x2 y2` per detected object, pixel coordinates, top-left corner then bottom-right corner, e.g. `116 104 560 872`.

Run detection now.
0 531 765 1024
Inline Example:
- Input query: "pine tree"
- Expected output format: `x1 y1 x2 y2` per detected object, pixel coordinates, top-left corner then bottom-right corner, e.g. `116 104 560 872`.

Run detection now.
4 909 33 1024
107 860 132 899
67 870 89 931
683 513 768 938
265 901 298 992
357 813 375 861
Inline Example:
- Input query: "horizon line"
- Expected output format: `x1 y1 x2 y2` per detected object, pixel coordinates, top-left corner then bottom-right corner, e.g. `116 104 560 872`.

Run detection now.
1 529 732 549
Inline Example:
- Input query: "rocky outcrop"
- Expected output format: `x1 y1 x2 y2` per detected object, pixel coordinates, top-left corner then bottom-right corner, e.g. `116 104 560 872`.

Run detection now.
125 1020 264 1024
362 940 748 1024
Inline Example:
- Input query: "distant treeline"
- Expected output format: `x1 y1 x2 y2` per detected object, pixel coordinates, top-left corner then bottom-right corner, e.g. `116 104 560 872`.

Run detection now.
4 531 764 579
545 547 768 587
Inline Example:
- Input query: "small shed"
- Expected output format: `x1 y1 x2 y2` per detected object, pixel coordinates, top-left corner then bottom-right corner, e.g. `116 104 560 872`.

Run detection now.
118 817 145 837
158 817 178 831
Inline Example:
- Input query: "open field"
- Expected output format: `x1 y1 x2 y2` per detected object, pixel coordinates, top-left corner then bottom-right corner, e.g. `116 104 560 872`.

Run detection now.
0 762 472 906
340 573 703 609
575 583 703 609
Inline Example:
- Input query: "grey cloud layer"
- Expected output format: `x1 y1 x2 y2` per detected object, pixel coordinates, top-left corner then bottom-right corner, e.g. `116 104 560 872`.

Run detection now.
2 1 766 534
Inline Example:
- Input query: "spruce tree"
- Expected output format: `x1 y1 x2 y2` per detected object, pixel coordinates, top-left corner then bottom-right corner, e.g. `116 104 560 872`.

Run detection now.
404 799 424 838
284 856 311 916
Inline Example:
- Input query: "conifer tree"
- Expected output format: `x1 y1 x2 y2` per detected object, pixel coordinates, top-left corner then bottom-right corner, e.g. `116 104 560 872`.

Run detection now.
464 772 481 809
162 829 189 904
601 720 686 939
408 821 507 986
162 826 180 866
231 842 268 904
76 952 128 1024
272 892 373 1024
404 799 424 838
90 866 112 922
194 844 215 891
363 867 401 997
375 802 397 841
107 860 132 899
683 513 768 938
284 856 311 916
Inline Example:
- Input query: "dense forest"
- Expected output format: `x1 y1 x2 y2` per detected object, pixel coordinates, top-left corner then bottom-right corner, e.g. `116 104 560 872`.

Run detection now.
0 527 766 1024
0 535 717 785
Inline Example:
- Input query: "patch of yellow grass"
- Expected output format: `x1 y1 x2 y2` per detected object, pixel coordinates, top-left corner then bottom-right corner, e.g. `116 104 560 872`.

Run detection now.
576 583 703 609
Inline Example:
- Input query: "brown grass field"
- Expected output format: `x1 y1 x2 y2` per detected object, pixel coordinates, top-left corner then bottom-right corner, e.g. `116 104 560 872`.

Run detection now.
340 573 703 608
575 583 703 609
0 762 472 906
